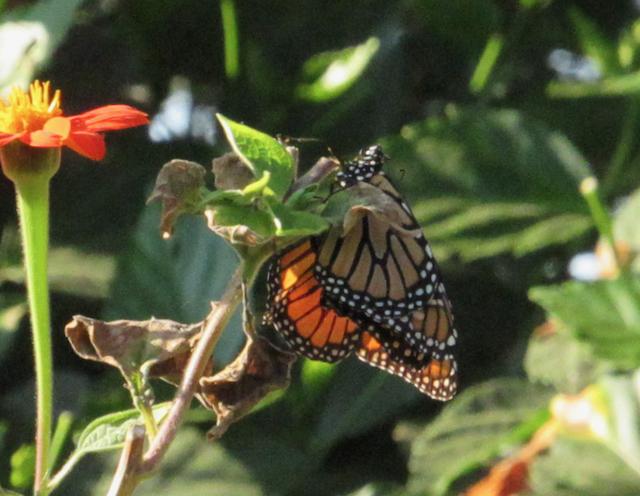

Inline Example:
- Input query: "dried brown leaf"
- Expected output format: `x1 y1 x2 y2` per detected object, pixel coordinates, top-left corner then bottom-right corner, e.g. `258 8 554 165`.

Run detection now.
199 336 296 439
146 159 207 238
212 152 254 190
64 315 211 385
288 156 339 196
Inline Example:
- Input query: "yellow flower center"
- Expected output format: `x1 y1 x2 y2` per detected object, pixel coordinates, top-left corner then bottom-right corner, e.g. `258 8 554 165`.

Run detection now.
0 81 62 135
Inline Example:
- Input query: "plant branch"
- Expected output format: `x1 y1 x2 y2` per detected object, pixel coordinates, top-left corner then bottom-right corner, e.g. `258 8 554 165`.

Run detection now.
140 265 244 472
106 425 146 496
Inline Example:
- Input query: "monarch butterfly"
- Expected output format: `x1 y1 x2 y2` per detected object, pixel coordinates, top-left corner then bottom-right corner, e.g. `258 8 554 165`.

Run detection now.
263 145 458 400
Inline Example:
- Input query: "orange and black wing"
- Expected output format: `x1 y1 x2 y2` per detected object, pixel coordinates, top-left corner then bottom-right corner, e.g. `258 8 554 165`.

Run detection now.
263 240 360 362
357 330 457 401
319 147 443 320
317 146 452 354
325 145 459 400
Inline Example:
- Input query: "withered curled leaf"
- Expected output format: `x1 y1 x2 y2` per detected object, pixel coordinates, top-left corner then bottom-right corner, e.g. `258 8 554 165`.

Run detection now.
147 159 207 238
212 152 255 191
288 156 339 197
65 315 211 386
199 336 296 439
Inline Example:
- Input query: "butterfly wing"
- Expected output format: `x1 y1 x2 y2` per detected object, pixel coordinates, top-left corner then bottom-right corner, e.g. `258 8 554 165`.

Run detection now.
357 329 457 401
263 240 360 362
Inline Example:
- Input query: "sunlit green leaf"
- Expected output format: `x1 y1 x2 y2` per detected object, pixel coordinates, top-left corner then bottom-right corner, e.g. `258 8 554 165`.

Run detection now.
216 114 294 198
408 379 552 496
9 444 34 490
530 276 640 369
75 403 170 455
296 37 380 102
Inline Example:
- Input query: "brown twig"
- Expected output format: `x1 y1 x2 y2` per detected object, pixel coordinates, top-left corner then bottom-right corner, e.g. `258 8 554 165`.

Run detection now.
139 266 243 473
107 425 146 496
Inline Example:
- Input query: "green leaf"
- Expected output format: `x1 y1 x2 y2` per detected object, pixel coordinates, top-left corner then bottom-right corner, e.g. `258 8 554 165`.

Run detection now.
0 486 22 496
547 71 640 98
270 202 329 238
210 203 276 239
525 327 609 393
300 360 335 399
600 374 640 474
614 187 640 273
216 114 294 198
9 444 34 490
569 6 620 76
383 107 592 261
0 294 26 361
529 436 640 496
91 428 264 495
311 359 422 452
407 378 552 496
105 205 237 322
0 0 84 92
296 37 380 102
75 403 170 456
0 247 116 299
530 276 640 370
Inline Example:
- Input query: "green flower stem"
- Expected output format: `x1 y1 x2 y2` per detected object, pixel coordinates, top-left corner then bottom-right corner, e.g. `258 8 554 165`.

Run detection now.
580 176 622 271
16 174 54 496
0 143 59 495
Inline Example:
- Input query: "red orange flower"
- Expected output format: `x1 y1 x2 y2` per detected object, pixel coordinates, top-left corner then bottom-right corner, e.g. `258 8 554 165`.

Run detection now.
0 81 148 160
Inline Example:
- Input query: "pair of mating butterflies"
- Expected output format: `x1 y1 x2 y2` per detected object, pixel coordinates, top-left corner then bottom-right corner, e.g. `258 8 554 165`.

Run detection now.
263 145 458 400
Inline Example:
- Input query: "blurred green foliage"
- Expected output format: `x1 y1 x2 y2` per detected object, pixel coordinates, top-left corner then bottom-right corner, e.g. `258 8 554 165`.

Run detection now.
1 0 640 495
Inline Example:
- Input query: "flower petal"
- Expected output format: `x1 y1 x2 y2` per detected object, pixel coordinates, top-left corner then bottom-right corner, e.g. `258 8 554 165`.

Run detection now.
73 105 149 132
43 116 72 139
0 132 22 147
21 130 64 147
65 131 106 160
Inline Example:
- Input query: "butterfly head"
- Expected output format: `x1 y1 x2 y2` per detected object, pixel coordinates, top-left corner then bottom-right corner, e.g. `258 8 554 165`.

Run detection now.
336 144 386 188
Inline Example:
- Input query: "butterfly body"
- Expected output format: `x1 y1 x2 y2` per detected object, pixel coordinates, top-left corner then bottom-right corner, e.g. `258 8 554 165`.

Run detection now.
263 145 459 400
